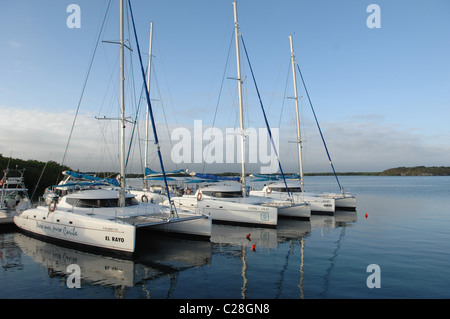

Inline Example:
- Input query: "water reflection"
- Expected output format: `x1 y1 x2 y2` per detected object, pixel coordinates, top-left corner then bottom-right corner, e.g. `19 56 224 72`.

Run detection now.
12 231 212 298
2 209 357 299
1 231 24 272
310 210 357 298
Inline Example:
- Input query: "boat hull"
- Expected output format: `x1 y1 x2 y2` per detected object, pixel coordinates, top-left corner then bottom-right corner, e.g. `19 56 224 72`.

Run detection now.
322 195 356 210
276 202 311 219
168 196 278 228
14 207 136 254
145 211 212 238
250 190 335 214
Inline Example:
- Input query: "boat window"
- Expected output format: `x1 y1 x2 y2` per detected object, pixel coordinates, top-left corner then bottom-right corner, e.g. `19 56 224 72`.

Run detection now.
271 187 302 193
202 191 242 198
66 197 139 208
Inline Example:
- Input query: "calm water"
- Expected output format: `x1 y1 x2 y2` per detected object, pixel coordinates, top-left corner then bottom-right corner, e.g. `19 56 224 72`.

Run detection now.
1 176 450 300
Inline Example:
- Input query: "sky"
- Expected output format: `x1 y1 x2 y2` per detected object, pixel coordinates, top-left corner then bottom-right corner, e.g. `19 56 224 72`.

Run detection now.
1 0 449 175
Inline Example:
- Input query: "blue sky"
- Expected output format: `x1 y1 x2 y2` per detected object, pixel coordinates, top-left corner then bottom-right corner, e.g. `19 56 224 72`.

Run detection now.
1 0 449 174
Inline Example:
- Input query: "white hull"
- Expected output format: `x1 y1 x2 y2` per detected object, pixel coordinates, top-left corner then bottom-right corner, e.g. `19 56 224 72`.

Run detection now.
14 189 211 255
334 196 356 209
250 190 335 213
147 210 212 237
278 202 311 218
14 206 136 254
316 193 356 210
263 200 311 219
168 195 278 228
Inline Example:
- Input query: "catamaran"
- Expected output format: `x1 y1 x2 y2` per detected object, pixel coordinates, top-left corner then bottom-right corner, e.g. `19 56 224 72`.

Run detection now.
169 182 278 227
250 180 335 214
167 2 310 226
14 0 211 255
250 35 355 212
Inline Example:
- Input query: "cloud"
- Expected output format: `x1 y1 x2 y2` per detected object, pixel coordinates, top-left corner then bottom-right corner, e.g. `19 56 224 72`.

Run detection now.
0 106 121 171
292 115 450 172
1 106 448 174
8 40 22 49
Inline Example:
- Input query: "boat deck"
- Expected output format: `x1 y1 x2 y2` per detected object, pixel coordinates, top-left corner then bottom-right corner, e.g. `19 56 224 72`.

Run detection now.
119 213 208 228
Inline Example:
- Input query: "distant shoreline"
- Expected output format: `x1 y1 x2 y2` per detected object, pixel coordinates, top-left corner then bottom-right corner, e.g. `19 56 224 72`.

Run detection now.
1 153 449 199
204 166 450 177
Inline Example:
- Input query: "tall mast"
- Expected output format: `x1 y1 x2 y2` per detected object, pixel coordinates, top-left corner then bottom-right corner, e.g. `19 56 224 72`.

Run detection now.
289 35 304 191
144 21 154 190
233 1 246 197
119 0 126 206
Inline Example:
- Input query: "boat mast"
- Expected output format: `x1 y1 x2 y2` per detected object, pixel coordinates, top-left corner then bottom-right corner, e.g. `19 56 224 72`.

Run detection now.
289 35 304 191
233 1 246 198
144 21 154 190
119 0 126 206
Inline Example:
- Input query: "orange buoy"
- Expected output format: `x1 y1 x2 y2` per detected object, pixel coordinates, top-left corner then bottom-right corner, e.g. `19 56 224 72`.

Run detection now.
246 234 251 241
365 213 368 219
251 244 256 252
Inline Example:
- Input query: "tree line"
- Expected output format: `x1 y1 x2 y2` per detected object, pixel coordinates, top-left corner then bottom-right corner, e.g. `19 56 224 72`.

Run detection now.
0 154 70 201
379 166 450 176
2 153 449 201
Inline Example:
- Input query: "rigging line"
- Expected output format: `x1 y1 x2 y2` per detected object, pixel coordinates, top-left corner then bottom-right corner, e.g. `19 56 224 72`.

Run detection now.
153 33 179 140
127 0 176 214
240 35 291 197
267 52 287 119
125 69 146 169
30 153 52 202
278 59 292 130
152 66 175 161
295 63 342 191
150 32 184 171
60 0 112 171
201 29 235 174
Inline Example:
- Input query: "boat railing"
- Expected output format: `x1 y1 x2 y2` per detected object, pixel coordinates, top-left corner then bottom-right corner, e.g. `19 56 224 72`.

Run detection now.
60 199 172 222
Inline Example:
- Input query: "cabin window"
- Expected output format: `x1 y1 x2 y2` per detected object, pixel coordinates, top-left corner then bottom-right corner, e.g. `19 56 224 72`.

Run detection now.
202 191 242 198
66 197 139 208
271 187 302 193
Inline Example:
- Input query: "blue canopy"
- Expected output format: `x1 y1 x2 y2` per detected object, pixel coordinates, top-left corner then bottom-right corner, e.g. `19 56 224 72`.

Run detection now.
63 171 119 186
193 173 240 182
144 167 185 177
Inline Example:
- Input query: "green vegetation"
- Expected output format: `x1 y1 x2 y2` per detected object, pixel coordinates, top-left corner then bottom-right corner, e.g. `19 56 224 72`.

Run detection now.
379 166 450 176
0 154 70 200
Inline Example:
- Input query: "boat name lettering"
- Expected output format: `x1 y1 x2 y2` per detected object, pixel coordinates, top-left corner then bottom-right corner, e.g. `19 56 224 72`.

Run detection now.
105 236 125 243
63 227 78 237
247 207 268 211
36 222 78 237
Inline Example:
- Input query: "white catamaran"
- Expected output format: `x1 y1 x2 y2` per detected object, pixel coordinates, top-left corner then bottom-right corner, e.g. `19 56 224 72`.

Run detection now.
250 35 355 213
14 0 211 255
168 2 310 226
